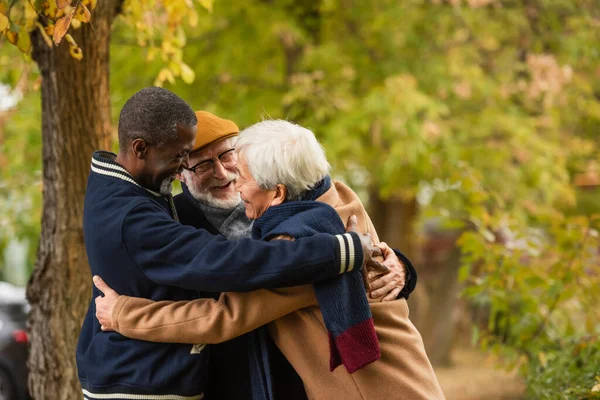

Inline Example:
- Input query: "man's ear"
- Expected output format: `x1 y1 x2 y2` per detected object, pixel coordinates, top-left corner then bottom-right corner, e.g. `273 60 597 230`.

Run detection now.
132 138 148 160
270 184 287 206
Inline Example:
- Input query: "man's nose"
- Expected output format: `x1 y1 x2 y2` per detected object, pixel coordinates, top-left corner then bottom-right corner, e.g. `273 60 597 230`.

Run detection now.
213 160 227 179
180 154 190 170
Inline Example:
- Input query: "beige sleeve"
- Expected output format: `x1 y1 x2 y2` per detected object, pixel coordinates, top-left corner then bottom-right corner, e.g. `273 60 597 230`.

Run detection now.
112 285 317 344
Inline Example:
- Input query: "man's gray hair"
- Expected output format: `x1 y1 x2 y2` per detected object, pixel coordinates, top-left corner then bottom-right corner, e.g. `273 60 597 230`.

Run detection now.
236 120 330 201
118 87 197 151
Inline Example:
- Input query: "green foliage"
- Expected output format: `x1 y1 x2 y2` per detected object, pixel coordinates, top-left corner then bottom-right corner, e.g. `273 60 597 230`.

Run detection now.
0 49 42 278
1 0 599 394
457 170 600 398
526 337 600 399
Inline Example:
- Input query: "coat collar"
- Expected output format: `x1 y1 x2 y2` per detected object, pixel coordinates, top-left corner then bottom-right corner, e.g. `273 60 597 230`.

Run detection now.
90 151 161 197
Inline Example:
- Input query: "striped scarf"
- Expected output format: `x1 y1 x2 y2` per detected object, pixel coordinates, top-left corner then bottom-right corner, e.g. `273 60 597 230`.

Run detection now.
249 177 380 399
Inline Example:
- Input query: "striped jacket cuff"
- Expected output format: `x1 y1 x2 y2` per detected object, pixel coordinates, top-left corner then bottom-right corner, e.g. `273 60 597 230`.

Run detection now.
333 232 364 274
82 388 204 399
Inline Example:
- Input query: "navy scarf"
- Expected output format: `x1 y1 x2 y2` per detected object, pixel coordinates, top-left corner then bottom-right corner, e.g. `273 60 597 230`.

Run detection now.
248 177 380 399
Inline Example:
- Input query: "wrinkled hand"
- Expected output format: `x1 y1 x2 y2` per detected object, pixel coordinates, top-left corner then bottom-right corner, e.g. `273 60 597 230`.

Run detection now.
345 215 390 289
93 275 120 332
368 242 406 301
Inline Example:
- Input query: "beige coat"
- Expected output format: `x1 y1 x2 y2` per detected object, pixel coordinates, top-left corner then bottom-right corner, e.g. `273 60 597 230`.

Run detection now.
112 181 446 399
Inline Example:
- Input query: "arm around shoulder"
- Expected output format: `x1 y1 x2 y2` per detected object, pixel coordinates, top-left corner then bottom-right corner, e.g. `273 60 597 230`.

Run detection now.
122 203 365 292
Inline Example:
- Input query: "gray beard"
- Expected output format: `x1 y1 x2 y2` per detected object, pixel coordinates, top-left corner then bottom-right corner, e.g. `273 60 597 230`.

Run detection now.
190 187 241 209
159 178 173 196
182 170 241 209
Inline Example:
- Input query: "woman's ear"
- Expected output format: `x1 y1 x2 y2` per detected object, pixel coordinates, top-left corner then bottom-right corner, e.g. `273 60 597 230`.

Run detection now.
270 184 287 206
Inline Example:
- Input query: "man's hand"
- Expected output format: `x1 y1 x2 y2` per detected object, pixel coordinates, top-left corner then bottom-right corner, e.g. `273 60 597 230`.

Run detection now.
345 215 391 292
368 242 407 301
93 275 120 332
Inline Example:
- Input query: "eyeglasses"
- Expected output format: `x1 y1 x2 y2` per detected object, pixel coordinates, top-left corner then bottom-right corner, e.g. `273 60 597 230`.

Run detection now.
185 148 237 175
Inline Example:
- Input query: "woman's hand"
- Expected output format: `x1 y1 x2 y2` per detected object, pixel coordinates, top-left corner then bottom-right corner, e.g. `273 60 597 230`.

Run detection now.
93 275 120 331
368 242 406 301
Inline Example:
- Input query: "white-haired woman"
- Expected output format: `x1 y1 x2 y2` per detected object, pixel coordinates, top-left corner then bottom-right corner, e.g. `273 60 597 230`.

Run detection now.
94 120 445 400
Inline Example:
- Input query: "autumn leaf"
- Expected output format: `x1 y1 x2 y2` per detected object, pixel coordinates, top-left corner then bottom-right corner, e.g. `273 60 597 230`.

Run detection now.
36 22 53 48
53 8 75 45
5 30 18 45
0 12 8 32
64 33 76 46
24 0 38 31
198 0 214 13
82 0 97 11
17 31 32 53
69 45 83 60
180 62 195 84
57 0 71 9
74 3 91 23
42 0 58 18
44 24 54 36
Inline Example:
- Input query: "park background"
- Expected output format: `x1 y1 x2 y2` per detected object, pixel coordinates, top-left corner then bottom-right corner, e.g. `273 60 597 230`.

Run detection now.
0 0 599 399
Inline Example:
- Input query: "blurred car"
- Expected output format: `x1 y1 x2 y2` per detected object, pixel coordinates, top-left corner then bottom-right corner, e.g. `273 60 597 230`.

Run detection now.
0 282 30 400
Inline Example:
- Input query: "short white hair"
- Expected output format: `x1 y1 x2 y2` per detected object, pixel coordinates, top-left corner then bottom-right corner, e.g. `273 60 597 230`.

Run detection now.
236 120 330 201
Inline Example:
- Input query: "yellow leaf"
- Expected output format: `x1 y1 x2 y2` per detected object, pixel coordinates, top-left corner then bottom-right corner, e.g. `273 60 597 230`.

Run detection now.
74 3 91 23
537 352 548 368
17 31 32 53
180 63 195 84
43 0 58 18
0 12 8 32
156 68 169 86
36 22 53 48
198 0 214 12
188 11 198 27
82 0 97 11
69 45 83 60
70 18 81 29
166 69 176 84
5 30 17 45
64 33 76 46
24 1 38 30
57 0 71 9
53 8 75 45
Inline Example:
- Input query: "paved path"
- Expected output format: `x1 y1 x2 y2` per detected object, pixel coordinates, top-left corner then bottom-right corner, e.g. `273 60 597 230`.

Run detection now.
435 347 526 400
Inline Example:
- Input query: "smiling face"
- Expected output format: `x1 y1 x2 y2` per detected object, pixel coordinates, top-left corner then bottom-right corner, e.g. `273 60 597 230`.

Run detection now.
136 123 196 195
234 152 286 220
179 138 242 209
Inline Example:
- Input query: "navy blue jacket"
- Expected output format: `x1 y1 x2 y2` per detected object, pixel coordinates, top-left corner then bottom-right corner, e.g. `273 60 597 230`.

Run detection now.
76 152 363 400
174 185 254 400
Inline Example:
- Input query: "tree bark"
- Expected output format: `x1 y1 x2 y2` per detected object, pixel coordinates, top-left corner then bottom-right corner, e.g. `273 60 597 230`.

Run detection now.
368 191 426 319
368 190 418 259
26 2 119 398
416 228 462 366
369 189 465 366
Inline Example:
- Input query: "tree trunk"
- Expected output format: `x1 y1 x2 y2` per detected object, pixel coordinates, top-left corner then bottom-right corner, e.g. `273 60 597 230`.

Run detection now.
416 227 462 366
26 3 119 398
368 190 418 259
368 190 427 318
368 190 461 365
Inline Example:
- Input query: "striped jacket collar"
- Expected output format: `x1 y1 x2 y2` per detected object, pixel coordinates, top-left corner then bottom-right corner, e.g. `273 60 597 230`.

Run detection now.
90 151 162 197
